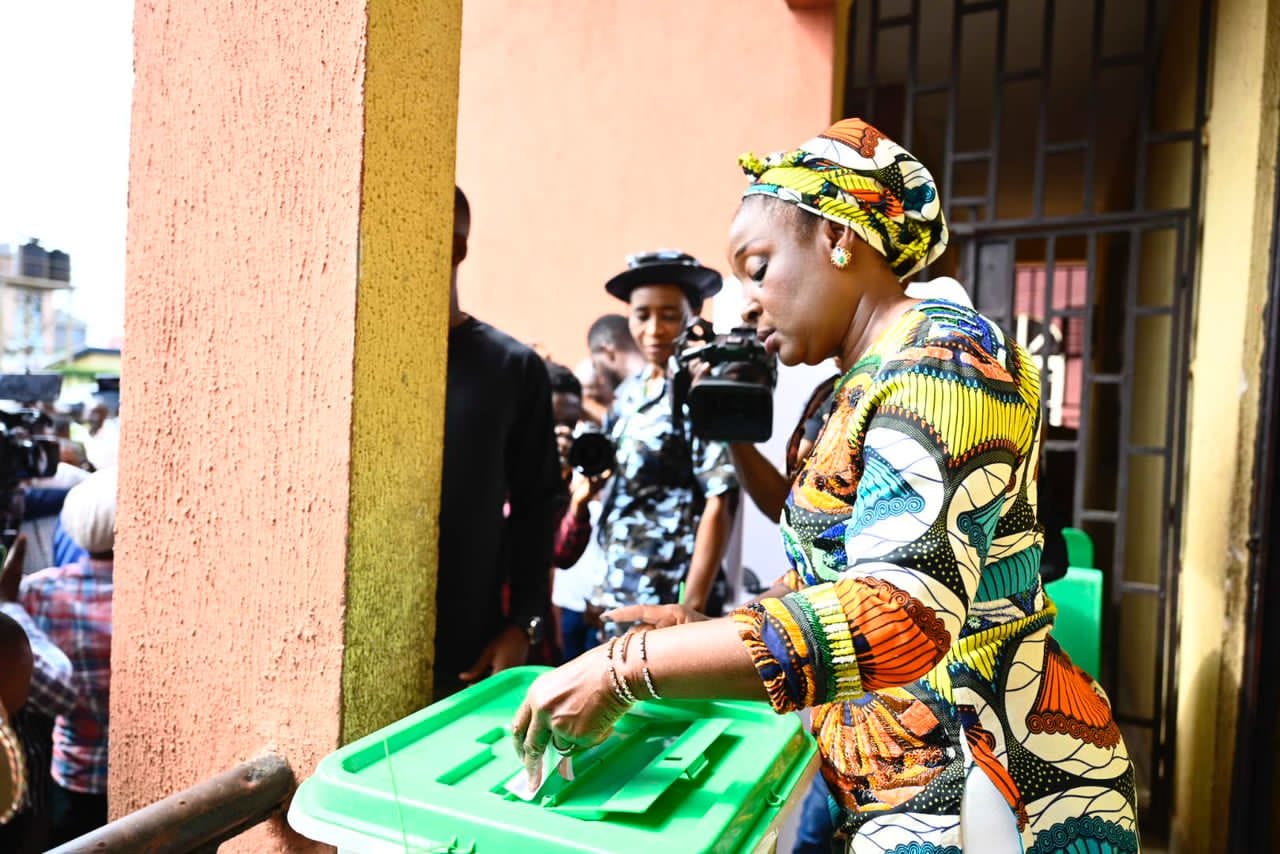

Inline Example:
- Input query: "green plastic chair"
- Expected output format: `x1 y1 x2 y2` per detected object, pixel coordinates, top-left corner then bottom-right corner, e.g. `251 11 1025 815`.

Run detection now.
1046 527 1103 680
1061 527 1095 571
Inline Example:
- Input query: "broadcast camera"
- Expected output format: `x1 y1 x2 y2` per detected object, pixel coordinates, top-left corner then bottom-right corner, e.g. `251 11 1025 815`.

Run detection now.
0 375 61 489
671 319 777 443
0 374 64 549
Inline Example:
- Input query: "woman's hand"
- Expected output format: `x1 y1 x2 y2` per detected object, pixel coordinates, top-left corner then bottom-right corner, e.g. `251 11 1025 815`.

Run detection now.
511 644 631 788
603 603 708 630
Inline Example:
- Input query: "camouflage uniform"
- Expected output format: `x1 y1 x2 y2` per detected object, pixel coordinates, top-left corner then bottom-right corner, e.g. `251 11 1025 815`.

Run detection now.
598 369 738 608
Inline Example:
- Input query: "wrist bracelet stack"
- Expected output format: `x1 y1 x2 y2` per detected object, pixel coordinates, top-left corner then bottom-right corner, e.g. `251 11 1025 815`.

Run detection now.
606 630 662 705
606 636 638 705
639 629 662 700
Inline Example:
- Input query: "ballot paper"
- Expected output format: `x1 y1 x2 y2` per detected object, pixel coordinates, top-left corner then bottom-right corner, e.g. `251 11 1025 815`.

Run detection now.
504 750 575 801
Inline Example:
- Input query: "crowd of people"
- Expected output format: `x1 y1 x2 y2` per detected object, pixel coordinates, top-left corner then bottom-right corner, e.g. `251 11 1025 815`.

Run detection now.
0 118 1132 854
0 401 118 851
436 189 747 694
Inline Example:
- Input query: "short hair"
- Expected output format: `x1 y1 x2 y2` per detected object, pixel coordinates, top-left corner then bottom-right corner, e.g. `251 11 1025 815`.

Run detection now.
545 361 582 397
454 186 470 219
587 314 637 353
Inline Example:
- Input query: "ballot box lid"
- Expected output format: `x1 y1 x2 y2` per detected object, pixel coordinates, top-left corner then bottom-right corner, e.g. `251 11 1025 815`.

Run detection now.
289 666 818 853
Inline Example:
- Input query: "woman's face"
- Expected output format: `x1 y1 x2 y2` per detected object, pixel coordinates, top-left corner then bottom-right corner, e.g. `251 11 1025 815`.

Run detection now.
627 284 691 367
728 198 855 367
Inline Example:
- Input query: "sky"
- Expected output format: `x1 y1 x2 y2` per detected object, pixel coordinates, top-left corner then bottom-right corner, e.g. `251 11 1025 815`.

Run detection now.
0 2 134 347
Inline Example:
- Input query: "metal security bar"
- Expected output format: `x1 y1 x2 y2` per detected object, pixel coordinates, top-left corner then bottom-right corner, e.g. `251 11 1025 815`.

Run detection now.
843 0 1212 833
47 754 293 854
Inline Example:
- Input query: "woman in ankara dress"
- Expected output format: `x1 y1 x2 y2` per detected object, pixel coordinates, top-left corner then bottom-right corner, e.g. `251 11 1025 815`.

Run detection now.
512 118 1138 854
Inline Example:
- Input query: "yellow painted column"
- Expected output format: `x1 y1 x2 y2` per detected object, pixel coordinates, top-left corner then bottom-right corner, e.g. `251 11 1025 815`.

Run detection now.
113 0 459 849
1173 0 1280 848
343 0 460 744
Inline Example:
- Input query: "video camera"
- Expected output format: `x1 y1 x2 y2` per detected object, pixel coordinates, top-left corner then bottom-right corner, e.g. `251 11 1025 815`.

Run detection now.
0 374 62 490
671 319 777 443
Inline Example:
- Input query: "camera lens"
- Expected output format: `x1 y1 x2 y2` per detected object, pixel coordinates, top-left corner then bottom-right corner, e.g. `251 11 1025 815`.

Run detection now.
568 432 615 477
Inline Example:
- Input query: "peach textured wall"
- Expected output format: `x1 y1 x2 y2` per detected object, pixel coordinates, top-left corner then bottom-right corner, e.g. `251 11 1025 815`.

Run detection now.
118 0 462 846
456 0 834 365
116 2 364 851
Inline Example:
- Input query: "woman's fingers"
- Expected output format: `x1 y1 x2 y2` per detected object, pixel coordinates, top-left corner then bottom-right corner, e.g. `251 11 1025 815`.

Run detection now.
511 701 533 760
601 603 703 629
600 605 638 622
601 604 666 626
523 712 553 786
511 647 629 791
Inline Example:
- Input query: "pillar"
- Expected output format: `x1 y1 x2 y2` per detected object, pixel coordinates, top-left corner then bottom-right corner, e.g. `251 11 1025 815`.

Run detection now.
1173 0 1280 848
111 0 460 849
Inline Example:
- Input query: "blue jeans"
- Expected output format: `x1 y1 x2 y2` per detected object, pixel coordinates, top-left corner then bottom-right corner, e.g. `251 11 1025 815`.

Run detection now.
558 607 600 662
793 773 838 854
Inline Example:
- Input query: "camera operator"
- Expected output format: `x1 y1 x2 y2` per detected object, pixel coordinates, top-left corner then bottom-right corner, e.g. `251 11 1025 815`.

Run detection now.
596 251 738 616
545 362 611 660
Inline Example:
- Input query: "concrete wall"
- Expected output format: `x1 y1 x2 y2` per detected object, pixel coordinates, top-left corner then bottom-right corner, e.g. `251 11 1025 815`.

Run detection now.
455 0 834 365
114 0 458 850
1173 0 1280 848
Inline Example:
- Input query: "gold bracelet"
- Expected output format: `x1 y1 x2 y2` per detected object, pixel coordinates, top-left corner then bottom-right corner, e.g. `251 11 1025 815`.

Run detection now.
639 630 662 700
606 636 637 705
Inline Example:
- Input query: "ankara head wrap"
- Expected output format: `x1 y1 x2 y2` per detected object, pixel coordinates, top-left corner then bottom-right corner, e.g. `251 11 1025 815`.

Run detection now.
739 118 948 281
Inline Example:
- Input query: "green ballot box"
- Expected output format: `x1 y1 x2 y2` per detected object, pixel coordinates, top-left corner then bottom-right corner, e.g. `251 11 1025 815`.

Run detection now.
289 666 819 853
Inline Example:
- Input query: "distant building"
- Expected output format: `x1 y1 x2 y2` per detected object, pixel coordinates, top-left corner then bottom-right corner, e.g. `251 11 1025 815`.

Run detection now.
45 346 121 406
0 238 88 372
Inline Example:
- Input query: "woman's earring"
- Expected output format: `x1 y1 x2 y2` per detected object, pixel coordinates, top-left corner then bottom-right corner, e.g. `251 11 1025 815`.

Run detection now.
830 246 852 270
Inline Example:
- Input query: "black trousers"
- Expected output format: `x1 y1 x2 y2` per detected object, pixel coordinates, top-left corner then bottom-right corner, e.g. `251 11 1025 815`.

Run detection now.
48 784 107 847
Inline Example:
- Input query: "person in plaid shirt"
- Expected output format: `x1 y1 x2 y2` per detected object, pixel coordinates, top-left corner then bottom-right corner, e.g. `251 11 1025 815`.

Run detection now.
20 468 115 845
0 534 79 852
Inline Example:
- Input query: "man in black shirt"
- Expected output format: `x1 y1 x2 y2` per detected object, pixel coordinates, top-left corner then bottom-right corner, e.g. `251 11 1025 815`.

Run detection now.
436 188 566 697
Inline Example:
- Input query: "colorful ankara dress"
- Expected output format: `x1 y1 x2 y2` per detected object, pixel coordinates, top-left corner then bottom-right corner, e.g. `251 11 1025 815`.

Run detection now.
734 300 1138 853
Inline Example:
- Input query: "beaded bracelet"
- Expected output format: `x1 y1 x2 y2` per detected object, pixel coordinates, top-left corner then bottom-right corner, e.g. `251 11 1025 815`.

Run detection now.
606 636 638 705
639 630 662 700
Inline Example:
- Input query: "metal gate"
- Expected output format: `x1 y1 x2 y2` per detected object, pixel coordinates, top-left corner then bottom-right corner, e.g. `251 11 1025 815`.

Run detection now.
843 0 1212 832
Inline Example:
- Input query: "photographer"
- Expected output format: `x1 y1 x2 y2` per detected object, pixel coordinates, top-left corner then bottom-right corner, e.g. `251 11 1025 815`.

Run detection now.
545 362 610 660
596 252 738 615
